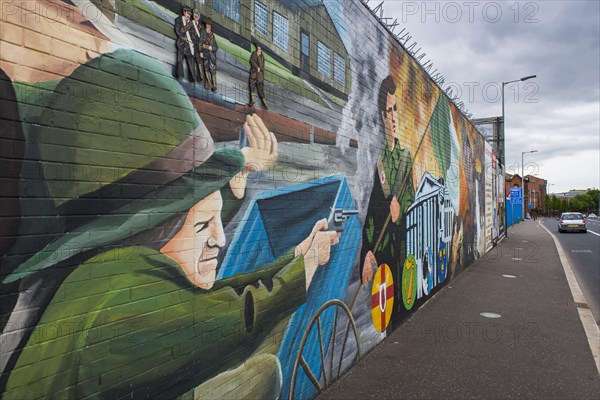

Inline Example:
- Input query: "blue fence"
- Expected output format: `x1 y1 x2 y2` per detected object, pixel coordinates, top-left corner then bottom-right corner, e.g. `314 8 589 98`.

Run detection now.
506 199 523 227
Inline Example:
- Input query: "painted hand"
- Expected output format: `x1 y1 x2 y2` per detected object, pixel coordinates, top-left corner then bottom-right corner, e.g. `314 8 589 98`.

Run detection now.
362 250 377 283
390 195 400 223
241 114 278 172
296 219 340 290
230 114 278 198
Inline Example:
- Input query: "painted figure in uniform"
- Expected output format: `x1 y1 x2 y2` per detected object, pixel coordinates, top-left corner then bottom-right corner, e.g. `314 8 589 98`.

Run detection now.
201 20 218 91
248 44 268 109
174 6 199 82
360 75 415 330
191 8 205 82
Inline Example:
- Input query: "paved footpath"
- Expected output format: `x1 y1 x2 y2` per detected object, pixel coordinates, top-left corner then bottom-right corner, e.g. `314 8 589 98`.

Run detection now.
319 221 600 399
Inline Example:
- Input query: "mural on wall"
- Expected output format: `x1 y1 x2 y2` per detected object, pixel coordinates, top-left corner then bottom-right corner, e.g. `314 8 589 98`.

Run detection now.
1 1 497 399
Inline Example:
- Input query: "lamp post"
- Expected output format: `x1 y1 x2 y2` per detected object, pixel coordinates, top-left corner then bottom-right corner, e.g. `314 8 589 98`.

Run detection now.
502 75 536 230
501 75 537 160
547 183 555 217
522 150 538 220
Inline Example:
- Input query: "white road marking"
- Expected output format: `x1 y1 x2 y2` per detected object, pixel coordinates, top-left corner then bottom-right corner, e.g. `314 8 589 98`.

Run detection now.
480 312 501 318
502 275 517 278
539 220 600 375
571 250 593 253
512 258 522 261
587 230 600 237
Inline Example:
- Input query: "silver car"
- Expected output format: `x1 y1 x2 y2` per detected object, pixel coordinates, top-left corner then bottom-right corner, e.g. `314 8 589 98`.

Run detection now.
558 212 587 233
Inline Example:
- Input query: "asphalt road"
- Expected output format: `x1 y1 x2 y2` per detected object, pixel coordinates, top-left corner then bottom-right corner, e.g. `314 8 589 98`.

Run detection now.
543 217 600 325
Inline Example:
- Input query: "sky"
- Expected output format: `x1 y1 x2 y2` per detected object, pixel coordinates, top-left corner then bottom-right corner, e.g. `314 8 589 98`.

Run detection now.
377 0 600 194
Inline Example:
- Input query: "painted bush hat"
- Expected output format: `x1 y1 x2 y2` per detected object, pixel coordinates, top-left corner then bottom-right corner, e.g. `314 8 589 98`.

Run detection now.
3 49 243 283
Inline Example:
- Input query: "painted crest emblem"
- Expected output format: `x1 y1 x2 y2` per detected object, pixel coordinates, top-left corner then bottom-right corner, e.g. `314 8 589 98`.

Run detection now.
402 254 418 310
371 263 394 332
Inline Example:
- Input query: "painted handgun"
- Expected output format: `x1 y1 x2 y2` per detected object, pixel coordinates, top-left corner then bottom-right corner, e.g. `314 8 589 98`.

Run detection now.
328 208 358 232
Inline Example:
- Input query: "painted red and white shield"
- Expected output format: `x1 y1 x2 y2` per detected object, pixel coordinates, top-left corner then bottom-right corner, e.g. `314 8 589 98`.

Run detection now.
371 263 394 332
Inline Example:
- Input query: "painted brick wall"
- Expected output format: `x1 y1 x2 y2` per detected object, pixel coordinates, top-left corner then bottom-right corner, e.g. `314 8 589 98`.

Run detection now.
0 1 504 399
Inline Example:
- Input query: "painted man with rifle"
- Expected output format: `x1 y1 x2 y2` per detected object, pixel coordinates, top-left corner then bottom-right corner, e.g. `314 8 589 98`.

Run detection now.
360 75 415 331
175 6 199 82
201 19 218 91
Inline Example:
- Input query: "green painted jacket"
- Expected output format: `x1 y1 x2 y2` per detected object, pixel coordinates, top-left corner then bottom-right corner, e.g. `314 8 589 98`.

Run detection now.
361 139 415 265
4 247 306 399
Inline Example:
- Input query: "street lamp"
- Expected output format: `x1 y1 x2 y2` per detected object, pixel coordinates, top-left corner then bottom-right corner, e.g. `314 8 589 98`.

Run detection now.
522 150 538 220
502 75 537 230
501 75 537 165
547 183 555 216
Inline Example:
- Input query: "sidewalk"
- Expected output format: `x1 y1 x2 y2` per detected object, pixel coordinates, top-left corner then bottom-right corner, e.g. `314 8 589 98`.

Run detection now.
319 221 600 399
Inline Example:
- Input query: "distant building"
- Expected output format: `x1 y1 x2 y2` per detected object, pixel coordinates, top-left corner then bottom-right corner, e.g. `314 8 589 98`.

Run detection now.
553 189 593 198
505 173 547 212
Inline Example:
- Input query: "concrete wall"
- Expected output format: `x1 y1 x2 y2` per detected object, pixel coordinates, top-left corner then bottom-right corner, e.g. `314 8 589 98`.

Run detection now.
0 1 503 399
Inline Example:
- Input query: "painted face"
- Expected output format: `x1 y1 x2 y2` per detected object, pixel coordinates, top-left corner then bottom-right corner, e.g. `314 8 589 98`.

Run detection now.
382 92 399 143
161 191 225 289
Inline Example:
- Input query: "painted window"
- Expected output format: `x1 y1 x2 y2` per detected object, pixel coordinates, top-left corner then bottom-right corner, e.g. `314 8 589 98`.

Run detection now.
213 0 240 23
333 52 345 85
317 41 331 78
254 1 268 37
301 31 310 56
273 12 289 51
